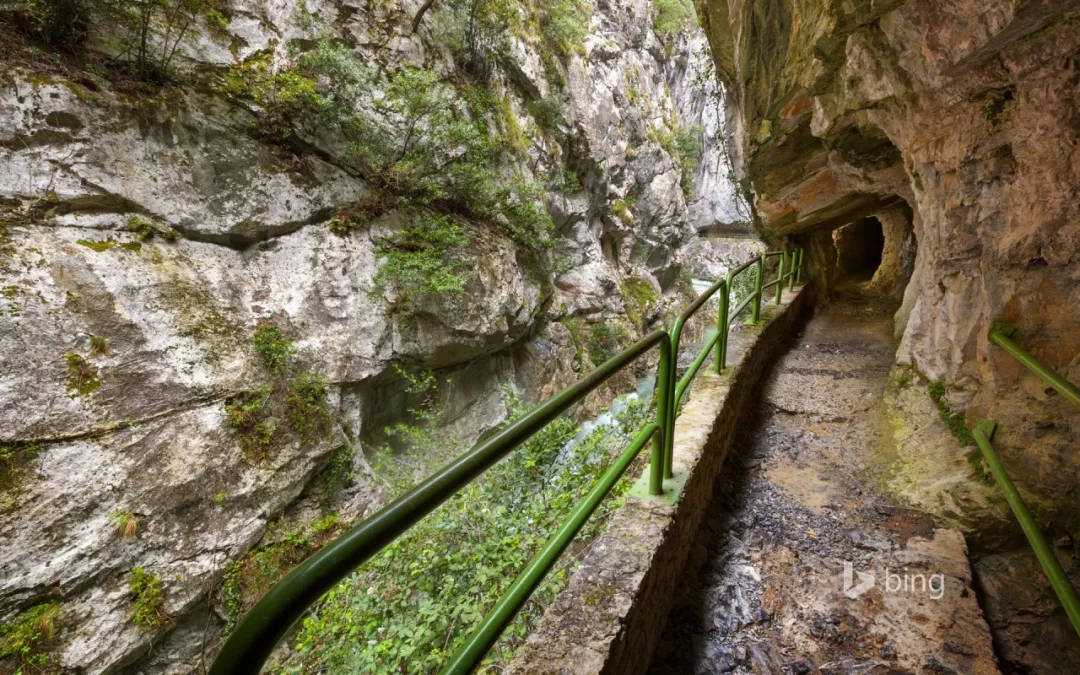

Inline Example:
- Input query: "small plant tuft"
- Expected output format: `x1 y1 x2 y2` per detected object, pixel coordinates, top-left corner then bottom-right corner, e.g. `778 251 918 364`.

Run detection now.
109 510 139 539
0 602 61 670
251 324 295 374
127 216 155 241
588 321 631 366
928 382 981 469
89 335 108 356
129 568 167 629
64 352 100 397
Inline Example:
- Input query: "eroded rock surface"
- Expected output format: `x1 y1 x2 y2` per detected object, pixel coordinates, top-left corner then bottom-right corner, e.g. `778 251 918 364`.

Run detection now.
700 0 1080 524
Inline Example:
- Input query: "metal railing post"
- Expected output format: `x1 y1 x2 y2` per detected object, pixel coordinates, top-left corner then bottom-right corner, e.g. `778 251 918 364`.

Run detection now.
651 336 672 493
788 248 797 291
774 252 785 305
795 248 804 285
749 253 764 325
716 277 730 372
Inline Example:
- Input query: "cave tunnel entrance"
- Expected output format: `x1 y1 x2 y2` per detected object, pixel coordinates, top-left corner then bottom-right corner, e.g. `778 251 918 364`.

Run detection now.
833 216 885 282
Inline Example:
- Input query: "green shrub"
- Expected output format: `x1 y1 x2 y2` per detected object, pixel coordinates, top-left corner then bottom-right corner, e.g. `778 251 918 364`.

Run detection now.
443 0 518 81
621 277 658 332
284 372 331 442
559 166 583 193
589 321 631 365
653 0 696 36
373 213 473 307
222 40 366 146
251 324 295 374
8 0 222 81
64 352 100 397
539 0 591 59
674 126 701 198
129 568 166 629
527 94 566 132
0 602 61 670
500 180 557 251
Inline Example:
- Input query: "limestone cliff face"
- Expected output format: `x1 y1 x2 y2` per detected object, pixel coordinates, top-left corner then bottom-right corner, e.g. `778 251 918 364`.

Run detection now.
701 1 1080 527
0 1 745 672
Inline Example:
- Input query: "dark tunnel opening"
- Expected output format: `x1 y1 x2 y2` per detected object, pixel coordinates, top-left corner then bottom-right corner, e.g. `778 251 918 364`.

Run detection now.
833 216 885 282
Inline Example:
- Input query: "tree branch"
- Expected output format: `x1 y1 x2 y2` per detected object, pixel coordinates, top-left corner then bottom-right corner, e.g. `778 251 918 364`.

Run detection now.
410 0 437 34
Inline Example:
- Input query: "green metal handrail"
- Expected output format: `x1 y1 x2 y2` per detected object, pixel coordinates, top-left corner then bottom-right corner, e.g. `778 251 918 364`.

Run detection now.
970 322 1080 639
990 323 1080 411
210 248 805 675
441 422 660 673
972 422 1080 637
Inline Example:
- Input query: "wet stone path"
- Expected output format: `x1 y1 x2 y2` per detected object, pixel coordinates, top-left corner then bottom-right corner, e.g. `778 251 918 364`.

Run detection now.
648 294 998 675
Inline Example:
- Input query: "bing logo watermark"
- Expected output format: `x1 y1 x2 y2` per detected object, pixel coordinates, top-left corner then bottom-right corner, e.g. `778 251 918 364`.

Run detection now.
843 562 945 600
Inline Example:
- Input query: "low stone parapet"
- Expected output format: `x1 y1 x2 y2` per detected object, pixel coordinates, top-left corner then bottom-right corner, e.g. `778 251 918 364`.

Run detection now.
508 283 813 674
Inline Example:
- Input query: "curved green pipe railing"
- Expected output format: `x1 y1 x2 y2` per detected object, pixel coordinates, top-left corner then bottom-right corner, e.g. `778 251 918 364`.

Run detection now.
441 422 660 673
971 322 1080 638
211 248 805 675
210 331 673 675
971 421 1080 637
990 323 1080 411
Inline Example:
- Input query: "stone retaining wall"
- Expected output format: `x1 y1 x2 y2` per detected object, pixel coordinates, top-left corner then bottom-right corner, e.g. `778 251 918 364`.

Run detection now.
508 282 814 674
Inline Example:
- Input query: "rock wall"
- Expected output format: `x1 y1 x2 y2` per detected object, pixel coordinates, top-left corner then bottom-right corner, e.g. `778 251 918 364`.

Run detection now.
0 1 752 672
700 0 1080 531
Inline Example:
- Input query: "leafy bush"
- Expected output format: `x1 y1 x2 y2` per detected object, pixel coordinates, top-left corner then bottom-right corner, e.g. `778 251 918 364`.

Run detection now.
224 40 566 302
129 568 166 629
0 602 60 671
527 94 566 132
222 41 364 144
225 324 330 463
653 0 696 36
442 0 518 81
589 321 632 365
373 212 473 307
539 0 591 59
10 0 226 82
64 352 100 397
279 390 653 672
500 180 557 251
674 126 702 198
251 324 296 374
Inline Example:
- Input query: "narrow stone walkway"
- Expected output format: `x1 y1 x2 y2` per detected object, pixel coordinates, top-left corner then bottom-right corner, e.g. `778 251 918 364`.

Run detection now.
649 293 999 675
